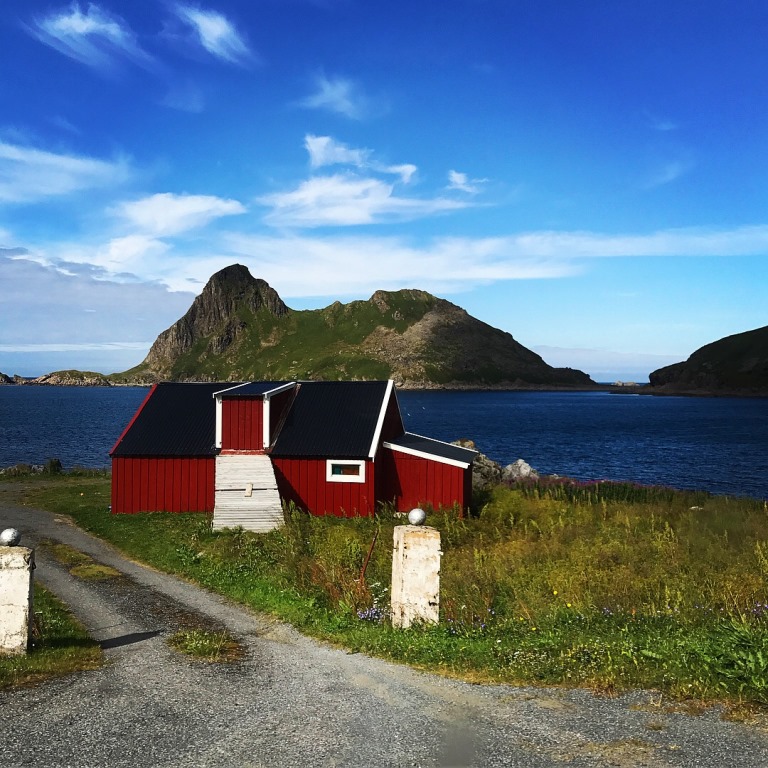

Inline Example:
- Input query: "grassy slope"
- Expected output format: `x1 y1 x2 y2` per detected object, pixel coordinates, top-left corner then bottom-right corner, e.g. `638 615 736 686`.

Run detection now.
22 475 768 704
117 290 591 386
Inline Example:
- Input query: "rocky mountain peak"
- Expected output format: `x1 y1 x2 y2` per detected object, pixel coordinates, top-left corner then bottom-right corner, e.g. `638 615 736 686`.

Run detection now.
141 265 289 374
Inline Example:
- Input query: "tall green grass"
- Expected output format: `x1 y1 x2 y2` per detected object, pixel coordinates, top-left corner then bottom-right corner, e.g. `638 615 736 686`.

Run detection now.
24 476 768 703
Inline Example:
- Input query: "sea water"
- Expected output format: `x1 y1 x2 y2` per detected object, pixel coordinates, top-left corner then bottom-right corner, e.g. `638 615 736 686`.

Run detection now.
1 386 767 499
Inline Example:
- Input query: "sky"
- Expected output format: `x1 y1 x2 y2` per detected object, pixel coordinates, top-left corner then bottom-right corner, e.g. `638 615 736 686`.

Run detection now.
2 1 768 382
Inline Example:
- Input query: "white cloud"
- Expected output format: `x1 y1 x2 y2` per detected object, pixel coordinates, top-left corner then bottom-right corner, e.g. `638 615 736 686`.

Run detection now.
217 233 574 297
447 170 487 194
258 174 467 227
305 135 370 169
0 142 131 203
174 5 252 65
384 164 418 184
502 226 768 258
0 342 151 353
299 75 372 120
304 135 418 184
112 193 246 236
30 3 156 73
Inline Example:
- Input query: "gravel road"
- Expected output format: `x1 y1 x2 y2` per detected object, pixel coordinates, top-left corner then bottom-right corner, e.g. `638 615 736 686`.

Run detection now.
2 485 768 767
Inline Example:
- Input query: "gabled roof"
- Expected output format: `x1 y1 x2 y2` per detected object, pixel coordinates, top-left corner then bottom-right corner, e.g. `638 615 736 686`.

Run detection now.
271 380 394 459
383 432 478 468
110 382 230 457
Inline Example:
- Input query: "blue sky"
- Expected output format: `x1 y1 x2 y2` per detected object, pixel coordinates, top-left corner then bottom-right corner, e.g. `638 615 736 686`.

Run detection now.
2 1 767 381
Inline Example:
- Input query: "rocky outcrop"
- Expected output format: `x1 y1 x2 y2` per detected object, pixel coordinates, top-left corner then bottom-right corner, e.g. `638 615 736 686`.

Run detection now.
24 371 113 386
453 440 540 491
140 264 289 378
649 325 768 395
0 372 12 384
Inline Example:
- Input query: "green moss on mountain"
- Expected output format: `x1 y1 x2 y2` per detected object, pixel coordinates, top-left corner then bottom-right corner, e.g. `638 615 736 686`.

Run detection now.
115 264 595 389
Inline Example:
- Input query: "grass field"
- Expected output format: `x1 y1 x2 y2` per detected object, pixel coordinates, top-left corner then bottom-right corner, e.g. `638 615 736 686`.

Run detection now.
22 474 768 704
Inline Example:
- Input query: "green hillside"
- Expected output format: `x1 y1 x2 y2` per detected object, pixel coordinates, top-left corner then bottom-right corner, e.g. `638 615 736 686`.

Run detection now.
114 264 594 389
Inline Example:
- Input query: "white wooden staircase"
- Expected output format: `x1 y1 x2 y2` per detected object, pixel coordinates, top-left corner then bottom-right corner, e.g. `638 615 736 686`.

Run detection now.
212 453 284 532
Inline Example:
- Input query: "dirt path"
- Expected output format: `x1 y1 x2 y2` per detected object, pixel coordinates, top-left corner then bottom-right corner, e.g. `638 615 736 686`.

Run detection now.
1 485 767 767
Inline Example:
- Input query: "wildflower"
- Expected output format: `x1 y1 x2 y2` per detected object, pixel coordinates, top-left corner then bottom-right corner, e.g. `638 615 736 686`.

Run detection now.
553 590 558 596
566 603 572 608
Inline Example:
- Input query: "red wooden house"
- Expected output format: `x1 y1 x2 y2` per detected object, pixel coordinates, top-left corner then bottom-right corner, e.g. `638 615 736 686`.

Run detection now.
110 380 477 531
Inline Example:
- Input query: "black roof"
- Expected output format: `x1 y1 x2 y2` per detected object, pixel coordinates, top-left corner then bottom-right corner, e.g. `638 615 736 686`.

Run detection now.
384 432 478 467
110 382 226 457
271 381 390 459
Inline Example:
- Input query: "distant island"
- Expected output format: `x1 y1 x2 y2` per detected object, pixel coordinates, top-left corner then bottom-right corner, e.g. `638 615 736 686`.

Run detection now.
648 325 768 397
7 265 764 395
3 264 595 390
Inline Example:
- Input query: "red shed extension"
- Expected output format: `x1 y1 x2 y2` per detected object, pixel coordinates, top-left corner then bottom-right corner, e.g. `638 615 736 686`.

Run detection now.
110 380 477 528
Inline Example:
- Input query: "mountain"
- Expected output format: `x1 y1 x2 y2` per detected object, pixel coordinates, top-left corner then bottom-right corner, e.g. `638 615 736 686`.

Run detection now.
113 264 595 389
649 325 768 395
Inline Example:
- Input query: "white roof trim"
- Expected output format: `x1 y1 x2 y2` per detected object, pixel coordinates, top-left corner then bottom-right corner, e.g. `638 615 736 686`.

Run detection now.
367 379 395 459
212 382 251 398
405 431 480 455
382 437 475 469
263 381 296 399
261 382 296 448
214 381 297 399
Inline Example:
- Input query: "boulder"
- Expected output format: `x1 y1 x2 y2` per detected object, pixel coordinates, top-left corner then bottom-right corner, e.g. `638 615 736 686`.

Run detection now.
502 459 539 482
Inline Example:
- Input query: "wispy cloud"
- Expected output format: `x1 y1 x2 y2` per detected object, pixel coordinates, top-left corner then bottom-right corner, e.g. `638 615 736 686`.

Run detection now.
29 3 156 73
645 159 693 188
299 74 376 120
257 136 443 226
447 170 487 194
306 135 370 169
112 193 246 236
503 226 768 258
258 175 467 227
0 142 131 203
221 226 768 296
305 135 417 183
174 4 252 65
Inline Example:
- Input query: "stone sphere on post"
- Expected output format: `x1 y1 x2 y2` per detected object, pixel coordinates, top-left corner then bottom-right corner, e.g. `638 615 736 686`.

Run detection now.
407 508 427 526
0 528 21 546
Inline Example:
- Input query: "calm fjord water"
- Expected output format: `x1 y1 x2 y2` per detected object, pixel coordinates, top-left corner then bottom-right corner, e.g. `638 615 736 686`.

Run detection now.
1 386 767 499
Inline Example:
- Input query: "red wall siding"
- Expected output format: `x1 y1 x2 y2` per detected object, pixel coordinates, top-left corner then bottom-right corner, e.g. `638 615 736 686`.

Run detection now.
111 457 214 514
381 449 469 513
272 457 376 517
221 397 264 451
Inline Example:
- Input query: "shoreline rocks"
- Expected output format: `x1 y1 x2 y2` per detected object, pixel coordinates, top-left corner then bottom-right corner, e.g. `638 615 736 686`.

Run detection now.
453 439 539 491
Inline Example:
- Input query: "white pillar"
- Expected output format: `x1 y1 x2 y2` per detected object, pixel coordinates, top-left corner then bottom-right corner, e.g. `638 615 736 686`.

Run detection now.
0 547 34 655
391 525 441 629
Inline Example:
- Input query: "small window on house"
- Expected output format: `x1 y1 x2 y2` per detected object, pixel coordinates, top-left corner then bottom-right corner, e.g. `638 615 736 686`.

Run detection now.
326 459 366 483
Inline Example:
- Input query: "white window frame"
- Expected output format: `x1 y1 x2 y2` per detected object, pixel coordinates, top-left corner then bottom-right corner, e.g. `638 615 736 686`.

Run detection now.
326 459 366 484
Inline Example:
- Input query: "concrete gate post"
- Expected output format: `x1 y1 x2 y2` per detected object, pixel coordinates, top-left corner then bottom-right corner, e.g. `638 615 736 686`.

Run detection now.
0 531 35 655
391 524 441 629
